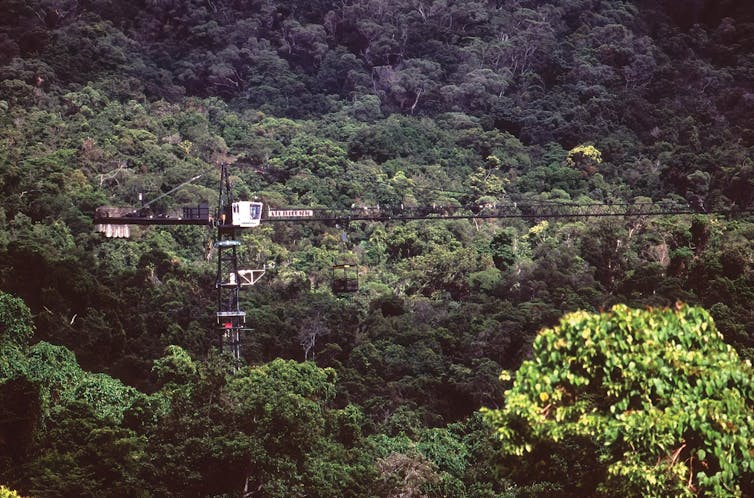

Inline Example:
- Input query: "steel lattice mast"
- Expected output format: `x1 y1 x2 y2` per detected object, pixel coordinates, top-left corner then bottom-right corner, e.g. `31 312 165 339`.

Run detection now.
215 163 245 360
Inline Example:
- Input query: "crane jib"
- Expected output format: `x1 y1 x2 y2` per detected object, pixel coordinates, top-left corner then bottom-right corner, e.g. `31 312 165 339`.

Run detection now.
93 203 754 226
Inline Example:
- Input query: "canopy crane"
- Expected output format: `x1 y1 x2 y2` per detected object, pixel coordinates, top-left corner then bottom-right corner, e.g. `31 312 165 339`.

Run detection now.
94 163 263 360
93 165 754 361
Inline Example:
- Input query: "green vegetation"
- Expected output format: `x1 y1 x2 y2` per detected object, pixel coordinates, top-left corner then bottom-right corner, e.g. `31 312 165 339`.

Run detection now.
484 304 754 496
1 0 754 495
0 486 26 498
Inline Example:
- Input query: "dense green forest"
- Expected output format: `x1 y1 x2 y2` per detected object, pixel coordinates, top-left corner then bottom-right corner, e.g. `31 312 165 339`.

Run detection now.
2 0 754 495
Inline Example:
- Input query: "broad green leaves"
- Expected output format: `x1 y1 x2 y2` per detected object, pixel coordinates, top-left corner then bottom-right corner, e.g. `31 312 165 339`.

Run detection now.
484 304 754 497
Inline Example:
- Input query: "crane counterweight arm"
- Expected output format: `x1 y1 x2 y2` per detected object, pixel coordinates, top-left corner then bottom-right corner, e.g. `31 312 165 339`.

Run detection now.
92 215 213 226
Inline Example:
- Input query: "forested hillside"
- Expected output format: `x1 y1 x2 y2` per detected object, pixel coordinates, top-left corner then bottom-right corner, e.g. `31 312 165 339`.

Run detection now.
2 0 754 495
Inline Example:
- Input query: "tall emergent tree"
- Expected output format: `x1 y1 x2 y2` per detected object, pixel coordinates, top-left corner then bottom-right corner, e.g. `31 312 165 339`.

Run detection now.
484 304 754 497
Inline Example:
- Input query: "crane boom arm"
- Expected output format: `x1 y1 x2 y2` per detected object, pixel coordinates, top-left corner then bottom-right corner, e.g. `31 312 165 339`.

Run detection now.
94 201 754 227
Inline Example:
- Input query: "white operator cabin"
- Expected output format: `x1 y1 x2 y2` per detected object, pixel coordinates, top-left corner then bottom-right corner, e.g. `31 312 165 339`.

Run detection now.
231 201 263 227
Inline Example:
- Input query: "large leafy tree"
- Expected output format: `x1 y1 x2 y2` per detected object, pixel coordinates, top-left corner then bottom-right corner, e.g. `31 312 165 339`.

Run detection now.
0 292 149 496
484 304 754 497
147 351 377 497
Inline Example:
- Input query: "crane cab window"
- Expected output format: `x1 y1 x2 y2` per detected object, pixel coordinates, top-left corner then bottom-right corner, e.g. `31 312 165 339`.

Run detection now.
231 201 263 227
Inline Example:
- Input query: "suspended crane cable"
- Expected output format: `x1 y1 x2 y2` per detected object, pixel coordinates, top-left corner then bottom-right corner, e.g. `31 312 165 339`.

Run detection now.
137 174 203 211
